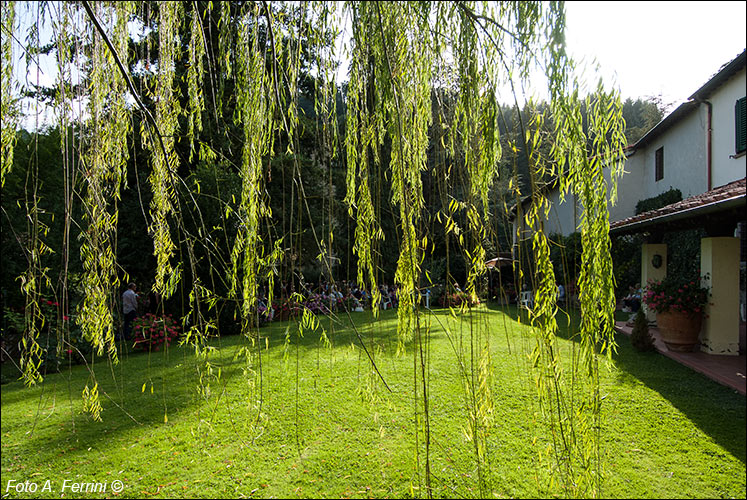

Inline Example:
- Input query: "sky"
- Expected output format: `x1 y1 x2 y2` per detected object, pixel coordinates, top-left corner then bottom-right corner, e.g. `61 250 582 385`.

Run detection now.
564 1 747 111
10 1 747 128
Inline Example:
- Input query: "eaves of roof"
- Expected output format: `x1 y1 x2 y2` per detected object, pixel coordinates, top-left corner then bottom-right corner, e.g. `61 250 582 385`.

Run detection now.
689 49 747 100
628 50 746 153
609 177 746 235
630 101 699 150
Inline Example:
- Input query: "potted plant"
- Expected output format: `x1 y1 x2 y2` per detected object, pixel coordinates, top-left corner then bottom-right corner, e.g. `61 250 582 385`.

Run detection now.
643 274 710 352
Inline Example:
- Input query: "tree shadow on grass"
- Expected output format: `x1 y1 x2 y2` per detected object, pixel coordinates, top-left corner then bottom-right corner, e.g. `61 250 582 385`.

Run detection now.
486 301 746 463
1 310 424 469
256 307 455 353
611 333 746 463
0 342 254 469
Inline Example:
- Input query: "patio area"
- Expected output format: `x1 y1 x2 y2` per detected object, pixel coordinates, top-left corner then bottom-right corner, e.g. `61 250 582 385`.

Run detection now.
614 320 746 395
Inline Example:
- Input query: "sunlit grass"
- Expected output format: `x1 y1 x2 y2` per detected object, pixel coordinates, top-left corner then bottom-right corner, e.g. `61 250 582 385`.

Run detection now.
1 305 744 498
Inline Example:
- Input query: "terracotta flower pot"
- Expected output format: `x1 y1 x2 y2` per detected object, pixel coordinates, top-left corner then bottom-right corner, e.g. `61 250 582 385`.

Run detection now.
656 310 703 352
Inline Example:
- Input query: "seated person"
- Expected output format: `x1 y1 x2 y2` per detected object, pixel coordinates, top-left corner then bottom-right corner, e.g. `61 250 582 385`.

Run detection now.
622 285 641 313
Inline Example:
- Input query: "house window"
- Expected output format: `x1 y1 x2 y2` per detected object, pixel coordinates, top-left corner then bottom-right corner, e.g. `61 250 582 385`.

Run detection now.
736 97 746 154
655 147 664 181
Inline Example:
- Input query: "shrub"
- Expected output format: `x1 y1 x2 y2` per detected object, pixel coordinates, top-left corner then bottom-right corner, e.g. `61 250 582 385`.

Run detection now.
630 308 655 352
272 296 303 321
132 314 181 351
635 188 682 215
1 300 91 372
304 294 331 315
42 325 93 370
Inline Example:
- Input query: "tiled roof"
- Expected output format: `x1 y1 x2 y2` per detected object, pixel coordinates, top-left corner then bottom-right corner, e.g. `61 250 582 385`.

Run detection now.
610 178 746 233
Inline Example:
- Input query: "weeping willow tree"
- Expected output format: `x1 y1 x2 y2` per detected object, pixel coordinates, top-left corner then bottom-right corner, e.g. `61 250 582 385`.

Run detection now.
1 1 626 497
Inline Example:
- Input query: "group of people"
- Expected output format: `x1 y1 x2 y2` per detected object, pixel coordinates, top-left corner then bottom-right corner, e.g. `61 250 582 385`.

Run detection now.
309 280 403 311
121 277 441 336
252 279 410 321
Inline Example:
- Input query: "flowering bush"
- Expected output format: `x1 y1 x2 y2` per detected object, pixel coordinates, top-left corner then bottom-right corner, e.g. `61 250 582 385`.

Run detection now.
643 274 710 315
272 297 303 320
304 293 331 315
132 314 181 351
1 299 89 371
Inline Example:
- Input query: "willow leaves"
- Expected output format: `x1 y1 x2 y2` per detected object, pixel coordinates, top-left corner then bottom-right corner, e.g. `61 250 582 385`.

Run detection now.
1 0 16 187
7 2 627 496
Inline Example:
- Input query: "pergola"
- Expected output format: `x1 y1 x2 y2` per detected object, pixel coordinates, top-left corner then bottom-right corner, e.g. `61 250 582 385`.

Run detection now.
610 177 746 355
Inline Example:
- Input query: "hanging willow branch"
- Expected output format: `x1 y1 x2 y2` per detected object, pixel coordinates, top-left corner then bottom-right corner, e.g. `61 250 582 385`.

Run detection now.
80 0 170 165
9 2 627 496
1 0 16 187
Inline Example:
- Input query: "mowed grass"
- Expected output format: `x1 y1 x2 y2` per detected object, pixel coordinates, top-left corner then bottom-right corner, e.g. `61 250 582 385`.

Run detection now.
1 305 745 499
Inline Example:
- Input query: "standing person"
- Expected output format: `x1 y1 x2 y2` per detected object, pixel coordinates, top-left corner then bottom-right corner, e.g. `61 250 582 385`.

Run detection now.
122 283 139 340
557 283 565 304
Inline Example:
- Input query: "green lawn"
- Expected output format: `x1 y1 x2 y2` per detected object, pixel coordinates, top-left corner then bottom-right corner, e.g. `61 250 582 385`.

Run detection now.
1 306 745 498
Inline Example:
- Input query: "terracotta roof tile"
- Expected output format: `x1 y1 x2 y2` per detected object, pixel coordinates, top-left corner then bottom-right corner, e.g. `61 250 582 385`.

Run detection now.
610 178 746 230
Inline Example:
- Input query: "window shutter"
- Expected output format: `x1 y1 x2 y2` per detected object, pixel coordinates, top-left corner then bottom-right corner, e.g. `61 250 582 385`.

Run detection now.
736 97 747 154
655 147 664 181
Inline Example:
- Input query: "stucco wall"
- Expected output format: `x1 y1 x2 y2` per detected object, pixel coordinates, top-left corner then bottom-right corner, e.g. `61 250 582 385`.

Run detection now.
606 153 642 223
637 107 708 200
544 189 580 236
709 68 747 188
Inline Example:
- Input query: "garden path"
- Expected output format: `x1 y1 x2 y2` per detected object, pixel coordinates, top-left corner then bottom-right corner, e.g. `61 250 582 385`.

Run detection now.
615 321 746 395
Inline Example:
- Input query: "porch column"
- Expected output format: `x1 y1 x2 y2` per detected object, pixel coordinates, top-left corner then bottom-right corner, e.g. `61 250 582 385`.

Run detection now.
641 243 667 321
700 237 740 355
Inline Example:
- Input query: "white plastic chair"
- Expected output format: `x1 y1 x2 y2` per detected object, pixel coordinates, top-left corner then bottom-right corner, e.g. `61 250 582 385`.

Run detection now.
520 290 533 310
421 290 431 309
